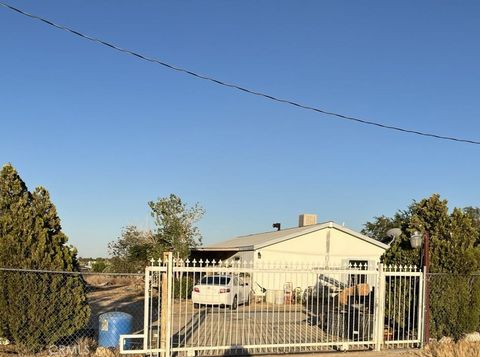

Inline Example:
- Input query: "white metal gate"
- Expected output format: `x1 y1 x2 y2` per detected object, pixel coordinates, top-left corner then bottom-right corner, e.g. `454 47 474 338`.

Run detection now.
120 253 424 355
381 265 424 349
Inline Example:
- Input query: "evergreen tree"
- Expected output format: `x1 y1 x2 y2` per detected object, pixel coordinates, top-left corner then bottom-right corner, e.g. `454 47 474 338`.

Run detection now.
364 194 480 339
0 164 90 352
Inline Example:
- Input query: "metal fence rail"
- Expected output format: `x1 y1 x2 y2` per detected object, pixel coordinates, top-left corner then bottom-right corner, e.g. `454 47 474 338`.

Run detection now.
121 254 424 356
0 260 424 356
383 266 424 348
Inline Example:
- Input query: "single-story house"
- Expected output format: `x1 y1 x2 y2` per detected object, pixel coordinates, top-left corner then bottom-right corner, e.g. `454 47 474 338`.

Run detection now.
191 214 389 294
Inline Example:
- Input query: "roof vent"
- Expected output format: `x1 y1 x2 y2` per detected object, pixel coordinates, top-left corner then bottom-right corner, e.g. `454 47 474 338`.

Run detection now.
272 223 281 231
299 214 317 227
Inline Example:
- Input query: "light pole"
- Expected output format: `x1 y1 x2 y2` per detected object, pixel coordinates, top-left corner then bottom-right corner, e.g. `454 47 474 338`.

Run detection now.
411 231 430 345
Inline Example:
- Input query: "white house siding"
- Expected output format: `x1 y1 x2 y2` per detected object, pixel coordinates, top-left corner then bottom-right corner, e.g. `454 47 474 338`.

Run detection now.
251 227 385 293
227 250 254 263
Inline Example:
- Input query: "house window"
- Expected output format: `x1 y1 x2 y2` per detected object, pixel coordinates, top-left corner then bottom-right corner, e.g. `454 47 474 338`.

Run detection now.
348 260 368 286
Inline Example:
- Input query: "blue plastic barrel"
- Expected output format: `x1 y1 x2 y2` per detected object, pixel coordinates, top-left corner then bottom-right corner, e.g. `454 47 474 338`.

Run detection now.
98 312 133 348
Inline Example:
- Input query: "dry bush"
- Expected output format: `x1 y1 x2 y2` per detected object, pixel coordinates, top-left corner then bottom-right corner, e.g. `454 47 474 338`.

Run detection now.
0 341 145 356
83 275 143 289
94 347 144 357
404 341 480 357
75 337 97 355
0 337 97 356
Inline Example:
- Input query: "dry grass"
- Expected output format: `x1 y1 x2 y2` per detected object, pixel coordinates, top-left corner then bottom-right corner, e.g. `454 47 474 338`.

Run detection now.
0 337 97 356
83 275 143 289
0 338 144 356
402 341 480 357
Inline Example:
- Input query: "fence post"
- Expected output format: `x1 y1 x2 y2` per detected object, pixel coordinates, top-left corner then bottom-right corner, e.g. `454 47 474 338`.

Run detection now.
143 265 151 352
166 252 174 357
419 267 426 347
161 252 173 357
374 263 386 351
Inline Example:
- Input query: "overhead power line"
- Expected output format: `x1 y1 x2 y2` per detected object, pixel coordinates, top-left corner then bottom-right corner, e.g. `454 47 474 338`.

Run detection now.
1 2 479 146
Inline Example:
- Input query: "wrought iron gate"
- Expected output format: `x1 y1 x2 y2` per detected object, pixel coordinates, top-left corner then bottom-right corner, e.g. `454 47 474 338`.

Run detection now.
120 253 424 355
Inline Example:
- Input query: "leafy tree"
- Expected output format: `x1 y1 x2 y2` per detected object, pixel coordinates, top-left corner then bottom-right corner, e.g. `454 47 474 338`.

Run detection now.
364 194 480 339
109 194 205 271
464 206 480 223
0 164 90 352
463 206 480 243
91 259 108 273
361 211 409 244
148 194 204 259
108 225 155 273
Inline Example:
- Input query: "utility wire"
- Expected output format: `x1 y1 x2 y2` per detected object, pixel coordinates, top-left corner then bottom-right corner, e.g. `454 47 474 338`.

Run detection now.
1 1 479 146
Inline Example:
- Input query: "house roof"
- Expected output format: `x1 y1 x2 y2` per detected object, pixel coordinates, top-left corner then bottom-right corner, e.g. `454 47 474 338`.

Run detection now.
194 221 389 252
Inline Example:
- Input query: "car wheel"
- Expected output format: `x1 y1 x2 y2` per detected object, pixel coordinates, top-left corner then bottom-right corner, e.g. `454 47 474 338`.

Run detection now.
244 294 250 306
193 303 200 309
230 295 238 310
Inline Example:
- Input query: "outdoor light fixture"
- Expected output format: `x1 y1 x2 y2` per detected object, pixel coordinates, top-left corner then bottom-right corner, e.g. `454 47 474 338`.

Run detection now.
410 231 423 249
408 230 431 344
257 252 262 259
388 228 430 344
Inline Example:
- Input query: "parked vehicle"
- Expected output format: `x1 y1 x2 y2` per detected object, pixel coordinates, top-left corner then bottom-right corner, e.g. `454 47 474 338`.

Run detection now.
192 274 251 310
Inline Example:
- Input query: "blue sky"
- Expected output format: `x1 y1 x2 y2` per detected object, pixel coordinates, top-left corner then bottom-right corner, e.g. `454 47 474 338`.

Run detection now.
1 1 480 257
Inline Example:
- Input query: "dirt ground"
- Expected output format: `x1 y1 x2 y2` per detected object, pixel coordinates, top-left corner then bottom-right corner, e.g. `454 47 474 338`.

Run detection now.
84 275 145 332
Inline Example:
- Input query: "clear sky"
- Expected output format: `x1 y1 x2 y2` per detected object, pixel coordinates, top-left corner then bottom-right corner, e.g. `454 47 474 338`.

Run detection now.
1 1 480 257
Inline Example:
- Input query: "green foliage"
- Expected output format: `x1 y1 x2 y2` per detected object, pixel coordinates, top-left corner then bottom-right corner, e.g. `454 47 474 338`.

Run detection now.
364 194 480 339
0 164 90 352
463 206 480 225
91 259 107 273
173 277 194 299
108 194 205 272
463 206 480 244
361 211 410 245
148 194 205 259
429 275 480 339
108 225 156 273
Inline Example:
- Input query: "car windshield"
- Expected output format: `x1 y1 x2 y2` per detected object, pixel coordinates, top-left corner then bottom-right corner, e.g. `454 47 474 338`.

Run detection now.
200 276 230 285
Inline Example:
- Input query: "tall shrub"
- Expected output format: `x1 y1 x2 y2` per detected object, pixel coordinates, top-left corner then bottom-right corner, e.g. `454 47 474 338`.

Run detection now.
0 164 90 352
365 195 480 339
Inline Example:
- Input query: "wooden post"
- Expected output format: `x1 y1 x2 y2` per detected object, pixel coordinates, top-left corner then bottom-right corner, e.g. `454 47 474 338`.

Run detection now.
160 252 171 356
143 263 151 352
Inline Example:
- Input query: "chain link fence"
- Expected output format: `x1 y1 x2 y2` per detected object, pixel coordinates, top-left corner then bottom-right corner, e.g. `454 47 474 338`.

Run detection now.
427 272 480 341
2 267 480 356
0 268 145 356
